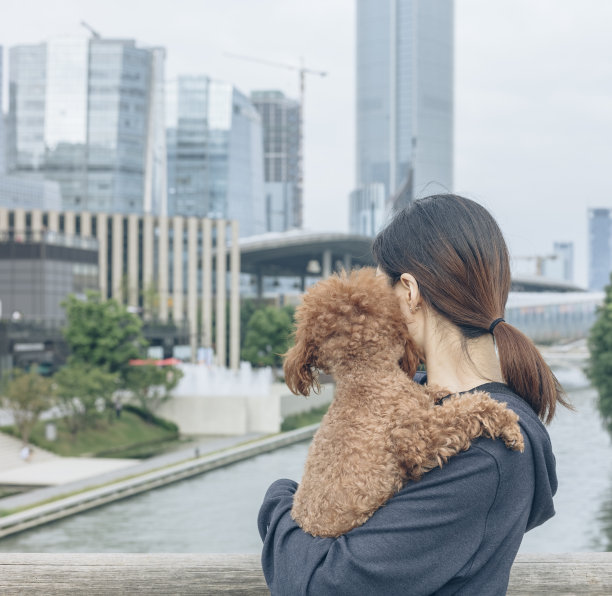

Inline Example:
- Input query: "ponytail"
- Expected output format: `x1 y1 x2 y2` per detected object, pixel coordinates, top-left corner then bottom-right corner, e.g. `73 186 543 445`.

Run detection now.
492 321 568 424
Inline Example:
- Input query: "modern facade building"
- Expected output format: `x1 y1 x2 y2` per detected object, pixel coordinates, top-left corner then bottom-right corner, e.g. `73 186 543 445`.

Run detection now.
166 76 265 237
542 241 574 283
0 230 98 322
0 45 5 175
251 90 301 232
0 43 63 211
0 177 62 211
349 183 386 237
0 206 241 369
7 36 166 215
589 208 612 291
350 0 454 235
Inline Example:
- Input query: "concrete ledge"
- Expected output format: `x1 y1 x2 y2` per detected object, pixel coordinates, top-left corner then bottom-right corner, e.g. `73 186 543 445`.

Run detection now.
0 553 611 595
0 425 318 539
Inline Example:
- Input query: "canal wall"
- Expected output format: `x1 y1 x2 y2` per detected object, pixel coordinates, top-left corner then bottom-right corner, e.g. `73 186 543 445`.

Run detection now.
0 424 319 539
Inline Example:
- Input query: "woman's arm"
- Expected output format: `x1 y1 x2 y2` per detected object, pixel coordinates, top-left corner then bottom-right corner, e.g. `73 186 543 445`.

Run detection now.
258 445 501 596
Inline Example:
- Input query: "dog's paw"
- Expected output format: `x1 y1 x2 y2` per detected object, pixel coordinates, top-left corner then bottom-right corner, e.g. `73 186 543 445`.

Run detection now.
500 421 525 452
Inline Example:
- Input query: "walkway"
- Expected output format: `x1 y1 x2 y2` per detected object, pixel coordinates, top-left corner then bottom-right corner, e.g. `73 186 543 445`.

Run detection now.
0 432 263 512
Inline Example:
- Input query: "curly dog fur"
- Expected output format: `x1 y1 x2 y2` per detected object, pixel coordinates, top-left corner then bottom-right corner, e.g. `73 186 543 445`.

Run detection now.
284 267 524 538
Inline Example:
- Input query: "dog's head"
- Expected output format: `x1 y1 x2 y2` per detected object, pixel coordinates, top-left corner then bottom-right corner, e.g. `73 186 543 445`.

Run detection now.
283 267 420 396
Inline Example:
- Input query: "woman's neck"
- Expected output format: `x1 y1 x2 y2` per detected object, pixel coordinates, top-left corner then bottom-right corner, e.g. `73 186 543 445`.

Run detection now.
423 324 504 394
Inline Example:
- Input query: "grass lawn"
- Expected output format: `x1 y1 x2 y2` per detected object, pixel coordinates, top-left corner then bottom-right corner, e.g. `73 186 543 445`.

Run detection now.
281 404 330 432
1 410 179 458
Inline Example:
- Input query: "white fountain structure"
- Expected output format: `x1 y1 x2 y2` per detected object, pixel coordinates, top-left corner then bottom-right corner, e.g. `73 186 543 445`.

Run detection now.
157 362 334 436
173 362 273 398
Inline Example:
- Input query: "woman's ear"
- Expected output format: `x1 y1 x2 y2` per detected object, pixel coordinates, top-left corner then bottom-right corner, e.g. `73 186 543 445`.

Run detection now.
283 342 320 396
399 273 421 309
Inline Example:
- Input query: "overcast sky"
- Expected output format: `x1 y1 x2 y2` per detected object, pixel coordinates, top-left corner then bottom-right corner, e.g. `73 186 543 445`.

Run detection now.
2 0 612 287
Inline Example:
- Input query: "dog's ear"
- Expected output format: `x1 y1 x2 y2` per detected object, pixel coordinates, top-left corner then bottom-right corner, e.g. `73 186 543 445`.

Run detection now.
399 336 420 379
283 341 320 396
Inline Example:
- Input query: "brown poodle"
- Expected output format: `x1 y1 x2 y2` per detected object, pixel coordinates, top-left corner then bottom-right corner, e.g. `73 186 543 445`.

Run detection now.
284 267 524 538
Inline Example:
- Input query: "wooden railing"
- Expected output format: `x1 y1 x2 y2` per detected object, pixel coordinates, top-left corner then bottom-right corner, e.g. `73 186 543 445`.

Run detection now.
0 553 612 596
0 553 611 594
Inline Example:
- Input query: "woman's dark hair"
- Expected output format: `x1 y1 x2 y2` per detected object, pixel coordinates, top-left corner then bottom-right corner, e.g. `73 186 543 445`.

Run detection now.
373 194 569 424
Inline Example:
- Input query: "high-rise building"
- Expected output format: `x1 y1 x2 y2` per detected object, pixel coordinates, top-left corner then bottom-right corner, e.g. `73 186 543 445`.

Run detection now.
350 0 454 235
349 184 386 237
0 44 62 211
166 76 265 237
0 45 5 175
543 241 574 283
251 90 301 232
589 208 612 290
7 36 166 215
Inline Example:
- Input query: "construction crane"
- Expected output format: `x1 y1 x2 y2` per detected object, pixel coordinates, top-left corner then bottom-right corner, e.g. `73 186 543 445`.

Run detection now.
225 53 327 228
514 254 558 277
80 20 101 39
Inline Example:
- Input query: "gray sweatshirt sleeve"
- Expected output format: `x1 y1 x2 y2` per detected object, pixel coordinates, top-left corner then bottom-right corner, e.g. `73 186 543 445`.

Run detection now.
258 445 501 596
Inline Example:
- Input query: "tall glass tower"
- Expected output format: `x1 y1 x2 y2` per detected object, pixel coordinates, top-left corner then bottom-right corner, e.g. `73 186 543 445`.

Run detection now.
351 0 454 234
251 90 301 232
7 36 166 215
589 208 612 291
0 45 5 175
166 76 265 237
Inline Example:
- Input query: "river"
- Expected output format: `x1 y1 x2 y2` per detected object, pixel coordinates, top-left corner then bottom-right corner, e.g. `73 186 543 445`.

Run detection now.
1 368 611 554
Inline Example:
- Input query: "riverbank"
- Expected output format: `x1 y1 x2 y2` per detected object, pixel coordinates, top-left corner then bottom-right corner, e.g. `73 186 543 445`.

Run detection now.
0 424 318 539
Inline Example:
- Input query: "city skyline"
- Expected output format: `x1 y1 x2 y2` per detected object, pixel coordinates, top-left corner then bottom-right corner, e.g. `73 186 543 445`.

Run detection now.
1 0 612 287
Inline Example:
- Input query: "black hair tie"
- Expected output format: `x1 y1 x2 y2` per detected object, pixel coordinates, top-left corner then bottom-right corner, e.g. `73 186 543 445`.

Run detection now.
489 318 505 334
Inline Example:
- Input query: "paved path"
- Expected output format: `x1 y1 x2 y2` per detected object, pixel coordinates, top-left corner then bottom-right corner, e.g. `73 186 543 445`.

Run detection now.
0 432 59 474
0 433 263 512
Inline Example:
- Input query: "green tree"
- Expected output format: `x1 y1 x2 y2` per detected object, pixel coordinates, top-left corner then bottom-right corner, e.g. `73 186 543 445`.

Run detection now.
54 363 119 434
588 276 612 429
241 305 295 368
124 364 183 420
0 369 54 444
141 282 160 321
240 299 258 349
62 292 146 383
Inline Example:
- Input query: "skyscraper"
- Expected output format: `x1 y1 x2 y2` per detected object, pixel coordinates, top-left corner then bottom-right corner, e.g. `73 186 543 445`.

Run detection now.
0 45 5 175
251 90 301 232
7 36 166 215
589 208 612 290
351 0 454 235
0 44 62 211
166 76 265 237
542 241 574 283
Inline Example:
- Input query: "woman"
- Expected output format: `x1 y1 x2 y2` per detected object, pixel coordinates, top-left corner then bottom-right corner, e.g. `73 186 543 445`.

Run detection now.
258 195 567 595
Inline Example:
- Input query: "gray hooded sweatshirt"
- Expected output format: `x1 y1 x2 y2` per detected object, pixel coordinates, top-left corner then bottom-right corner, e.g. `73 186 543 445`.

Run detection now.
258 381 557 595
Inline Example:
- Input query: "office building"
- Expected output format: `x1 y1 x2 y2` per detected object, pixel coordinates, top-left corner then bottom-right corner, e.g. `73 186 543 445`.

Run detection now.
0 230 98 323
0 206 241 368
589 208 612 291
0 177 62 211
251 90 301 231
542 241 574 283
350 0 454 235
166 76 265 237
0 45 4 175
349 184 386 237
0 44 62 210
7 36 166 215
